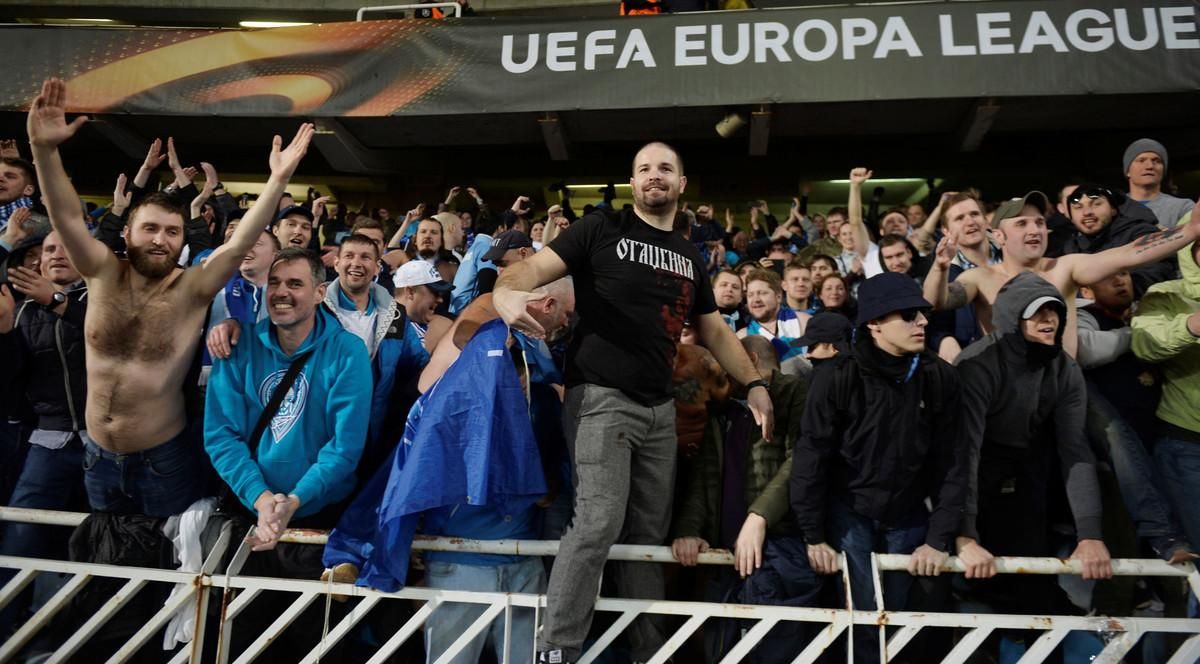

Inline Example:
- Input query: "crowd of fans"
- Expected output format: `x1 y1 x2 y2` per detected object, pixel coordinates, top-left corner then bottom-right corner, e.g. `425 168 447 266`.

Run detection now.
0 78 1198 663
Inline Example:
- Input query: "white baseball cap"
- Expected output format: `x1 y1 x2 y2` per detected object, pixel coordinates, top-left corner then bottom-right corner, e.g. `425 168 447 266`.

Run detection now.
394 260 453 291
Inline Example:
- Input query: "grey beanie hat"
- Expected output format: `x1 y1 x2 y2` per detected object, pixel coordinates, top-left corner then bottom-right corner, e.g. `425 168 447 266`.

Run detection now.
1123 138 1168 175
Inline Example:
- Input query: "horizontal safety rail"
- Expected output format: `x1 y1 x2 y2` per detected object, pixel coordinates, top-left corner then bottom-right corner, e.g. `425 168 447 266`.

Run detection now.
4 506 1200 663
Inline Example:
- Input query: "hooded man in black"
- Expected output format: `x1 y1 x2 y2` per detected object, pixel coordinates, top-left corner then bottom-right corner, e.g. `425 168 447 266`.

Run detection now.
953 273 1112 623
790 272 969 664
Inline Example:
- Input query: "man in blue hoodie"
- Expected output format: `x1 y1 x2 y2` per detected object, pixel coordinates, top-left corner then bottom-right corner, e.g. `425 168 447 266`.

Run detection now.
205 248 371 551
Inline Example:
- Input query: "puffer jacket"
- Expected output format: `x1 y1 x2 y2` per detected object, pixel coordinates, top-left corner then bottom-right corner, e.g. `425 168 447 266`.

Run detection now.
2 282 88 431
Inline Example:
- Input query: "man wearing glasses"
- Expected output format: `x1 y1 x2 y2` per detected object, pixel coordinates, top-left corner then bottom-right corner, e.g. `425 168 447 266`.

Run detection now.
1060 183 1176 296
790 272 968 664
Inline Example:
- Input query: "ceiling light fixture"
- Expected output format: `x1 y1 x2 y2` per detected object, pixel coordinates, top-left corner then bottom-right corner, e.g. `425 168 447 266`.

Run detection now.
238 20 313 28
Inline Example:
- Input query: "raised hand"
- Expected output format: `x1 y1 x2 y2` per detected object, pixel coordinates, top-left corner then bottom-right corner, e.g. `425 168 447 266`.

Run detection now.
3 207 31 245
142 138 167 171
849 167 873 186
27 78 89 149
934 232 958 269
166 137 184 173
191 162 217 217
8 266 57 306
511 196 531 214
112 173 132 217
268 123 315 180
312 195 331 219
0 139 20 159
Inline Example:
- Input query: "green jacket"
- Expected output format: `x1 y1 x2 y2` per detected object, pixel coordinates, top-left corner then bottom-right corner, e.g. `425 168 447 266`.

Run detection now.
796 236 842 265
1131 241 1200 433
671 370 808 544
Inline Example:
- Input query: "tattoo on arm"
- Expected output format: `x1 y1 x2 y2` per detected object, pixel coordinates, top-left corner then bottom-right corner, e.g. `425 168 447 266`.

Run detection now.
945 282 969 310
1132 227 1186 255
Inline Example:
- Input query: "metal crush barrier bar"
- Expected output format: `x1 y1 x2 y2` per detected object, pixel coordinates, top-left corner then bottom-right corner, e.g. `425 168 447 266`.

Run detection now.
1 506 1198 663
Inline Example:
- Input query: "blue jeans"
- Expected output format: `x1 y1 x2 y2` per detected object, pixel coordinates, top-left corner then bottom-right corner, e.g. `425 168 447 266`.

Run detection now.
82 424 208 518
828 501 928 664
424 557 545 664
1154 437 1200 549
1086 387 1180 541
0 436 86 558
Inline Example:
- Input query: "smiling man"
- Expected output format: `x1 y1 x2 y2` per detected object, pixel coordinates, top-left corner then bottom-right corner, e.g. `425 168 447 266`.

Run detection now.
1060 183 1175 296
206 247 370 551
27 77 315 516
493 141 773 664
275 204 315 250
925 191 1200 358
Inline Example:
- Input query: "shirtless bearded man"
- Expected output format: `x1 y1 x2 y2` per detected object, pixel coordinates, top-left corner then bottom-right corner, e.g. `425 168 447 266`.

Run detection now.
27 78 314 516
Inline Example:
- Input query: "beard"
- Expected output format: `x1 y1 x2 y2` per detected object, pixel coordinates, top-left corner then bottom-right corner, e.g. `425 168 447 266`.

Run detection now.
418 247 438 259
127 243 180 279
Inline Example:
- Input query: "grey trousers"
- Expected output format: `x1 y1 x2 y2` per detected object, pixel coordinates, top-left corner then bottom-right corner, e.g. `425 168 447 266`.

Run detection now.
537 384 677 661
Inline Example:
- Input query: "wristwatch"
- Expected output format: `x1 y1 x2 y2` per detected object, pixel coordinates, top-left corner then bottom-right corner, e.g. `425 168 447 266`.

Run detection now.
746 378 769 392
47 291 67 309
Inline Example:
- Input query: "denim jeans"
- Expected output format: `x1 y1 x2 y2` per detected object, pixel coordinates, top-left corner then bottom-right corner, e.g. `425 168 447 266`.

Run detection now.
82 423 208 518
1153 437 1200 545
1085 386 1180 541
0 434 87 636
828 500 928 664
424 557 545 664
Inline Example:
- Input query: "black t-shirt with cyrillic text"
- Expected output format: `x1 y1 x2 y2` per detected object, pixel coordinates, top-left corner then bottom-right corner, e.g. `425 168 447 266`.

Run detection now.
548 209 717 405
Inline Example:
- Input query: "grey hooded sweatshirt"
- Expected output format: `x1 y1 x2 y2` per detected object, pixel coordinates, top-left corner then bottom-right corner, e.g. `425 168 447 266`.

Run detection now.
954 272 1103 542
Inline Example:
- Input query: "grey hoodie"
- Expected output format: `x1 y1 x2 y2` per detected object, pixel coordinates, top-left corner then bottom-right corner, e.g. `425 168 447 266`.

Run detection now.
955 272 1103 541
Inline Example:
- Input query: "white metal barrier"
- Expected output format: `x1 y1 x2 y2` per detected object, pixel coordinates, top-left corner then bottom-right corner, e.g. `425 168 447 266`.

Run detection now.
2 506 1199 663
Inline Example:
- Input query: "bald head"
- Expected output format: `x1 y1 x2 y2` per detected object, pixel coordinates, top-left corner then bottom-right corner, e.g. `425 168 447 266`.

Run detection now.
632 141 684 176
740 335 779 376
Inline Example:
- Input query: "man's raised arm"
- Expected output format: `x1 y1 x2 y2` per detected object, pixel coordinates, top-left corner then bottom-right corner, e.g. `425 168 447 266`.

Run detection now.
492 248 568 339
923 233 976 311
1069 201 1200 287
187 123 314 300
847 167 872 259
26 78 114 278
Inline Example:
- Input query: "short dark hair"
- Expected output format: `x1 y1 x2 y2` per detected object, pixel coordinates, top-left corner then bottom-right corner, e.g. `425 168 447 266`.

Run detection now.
942 191 982 227
270 247 324 286
339 233 380 259
808 254 838 271
351 217 384 235
826 206 849 220
262 229 282 251
0 157 35 192
783 260 811 277
128 192 186 226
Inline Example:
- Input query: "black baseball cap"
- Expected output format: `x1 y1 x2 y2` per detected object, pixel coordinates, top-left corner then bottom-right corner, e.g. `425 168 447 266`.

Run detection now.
277 205 315 225
482 230 533 262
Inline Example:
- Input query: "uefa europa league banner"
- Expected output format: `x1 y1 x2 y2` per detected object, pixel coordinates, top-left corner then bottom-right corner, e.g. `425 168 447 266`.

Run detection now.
0 0 1196 117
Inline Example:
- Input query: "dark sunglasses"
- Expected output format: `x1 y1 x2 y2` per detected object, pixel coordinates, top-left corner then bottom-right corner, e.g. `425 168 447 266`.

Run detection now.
897 308 931 323
1067 187 1114 206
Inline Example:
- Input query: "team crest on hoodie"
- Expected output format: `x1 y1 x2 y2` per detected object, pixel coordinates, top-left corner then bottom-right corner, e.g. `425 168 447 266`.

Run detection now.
258 369 310 442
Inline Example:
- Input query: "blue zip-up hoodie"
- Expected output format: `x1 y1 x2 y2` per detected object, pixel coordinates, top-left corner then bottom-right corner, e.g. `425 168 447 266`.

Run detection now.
204 306 372 518
323 318 547 590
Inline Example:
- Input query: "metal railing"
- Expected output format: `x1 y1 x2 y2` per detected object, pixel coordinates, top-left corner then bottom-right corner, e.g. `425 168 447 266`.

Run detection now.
2 506 1199 663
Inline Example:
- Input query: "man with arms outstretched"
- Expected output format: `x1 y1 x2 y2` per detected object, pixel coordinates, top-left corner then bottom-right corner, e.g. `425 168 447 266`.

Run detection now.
924 190 1200 358
493 141 774 664
27 78 314 517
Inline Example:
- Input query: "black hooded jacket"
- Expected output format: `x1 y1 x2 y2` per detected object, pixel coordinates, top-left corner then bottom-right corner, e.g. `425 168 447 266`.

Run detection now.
954 272 1102 541
790 332 967 551
1060 213 1176 296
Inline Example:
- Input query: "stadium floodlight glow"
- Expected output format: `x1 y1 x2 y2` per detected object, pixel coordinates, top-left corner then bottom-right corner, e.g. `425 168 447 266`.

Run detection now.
238 21 313 28
828 178 928 185
62 18 115 22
